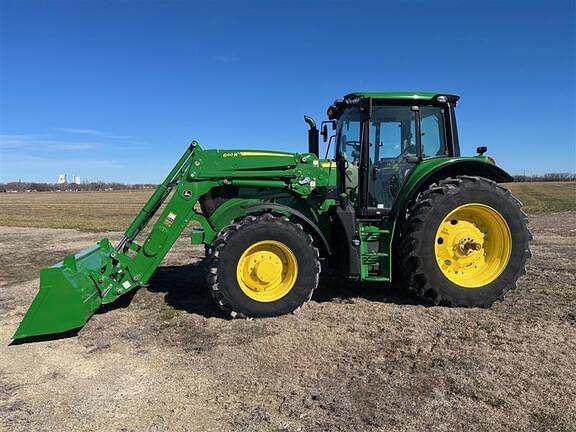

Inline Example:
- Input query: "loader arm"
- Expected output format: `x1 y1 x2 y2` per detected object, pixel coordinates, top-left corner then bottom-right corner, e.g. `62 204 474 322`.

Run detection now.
13 141 331 341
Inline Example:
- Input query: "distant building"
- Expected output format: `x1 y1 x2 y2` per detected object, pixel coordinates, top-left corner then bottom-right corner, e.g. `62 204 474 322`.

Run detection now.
58 174 67 184
72 175 81 185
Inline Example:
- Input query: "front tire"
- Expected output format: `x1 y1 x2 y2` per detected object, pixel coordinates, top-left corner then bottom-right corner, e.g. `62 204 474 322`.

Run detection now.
398 176 532 307
207 214 320 318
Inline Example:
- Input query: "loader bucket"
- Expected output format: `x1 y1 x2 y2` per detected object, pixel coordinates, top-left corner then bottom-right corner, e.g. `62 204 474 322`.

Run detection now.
12 243 109 341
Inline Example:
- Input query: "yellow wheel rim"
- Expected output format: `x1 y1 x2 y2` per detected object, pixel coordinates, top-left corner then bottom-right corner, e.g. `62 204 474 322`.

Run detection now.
236 240 298 302
434 203 512 288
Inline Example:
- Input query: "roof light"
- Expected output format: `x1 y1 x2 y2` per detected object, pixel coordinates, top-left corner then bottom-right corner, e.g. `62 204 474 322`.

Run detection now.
437 95 448 103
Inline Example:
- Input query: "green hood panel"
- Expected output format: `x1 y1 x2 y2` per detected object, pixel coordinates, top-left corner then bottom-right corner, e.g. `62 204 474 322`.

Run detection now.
197 149 298 171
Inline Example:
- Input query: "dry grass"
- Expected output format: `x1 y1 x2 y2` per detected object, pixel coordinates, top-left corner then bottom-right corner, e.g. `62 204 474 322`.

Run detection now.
0 190 152 231
506 182 576 213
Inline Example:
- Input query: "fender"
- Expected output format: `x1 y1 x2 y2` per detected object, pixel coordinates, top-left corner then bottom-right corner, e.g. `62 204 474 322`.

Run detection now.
243 203 332 256
391 157 513 216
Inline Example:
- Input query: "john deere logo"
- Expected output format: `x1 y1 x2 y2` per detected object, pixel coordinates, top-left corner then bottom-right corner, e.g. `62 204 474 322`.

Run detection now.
183 190 192 198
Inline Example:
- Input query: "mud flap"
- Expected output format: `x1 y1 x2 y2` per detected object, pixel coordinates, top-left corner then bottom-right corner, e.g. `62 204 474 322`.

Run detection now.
12 244 108 341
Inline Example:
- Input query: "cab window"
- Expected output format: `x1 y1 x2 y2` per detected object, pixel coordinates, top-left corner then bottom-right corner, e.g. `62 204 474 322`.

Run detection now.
421 107 447 157
336 108 362 164
367 106 416 209
336 107 362 200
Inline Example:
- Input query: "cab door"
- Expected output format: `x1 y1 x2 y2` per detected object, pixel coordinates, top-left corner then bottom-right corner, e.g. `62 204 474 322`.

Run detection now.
364 104 448 214
364 105 418 212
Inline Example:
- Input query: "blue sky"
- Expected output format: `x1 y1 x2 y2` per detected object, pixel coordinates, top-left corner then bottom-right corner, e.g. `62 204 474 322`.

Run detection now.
1 0 574 183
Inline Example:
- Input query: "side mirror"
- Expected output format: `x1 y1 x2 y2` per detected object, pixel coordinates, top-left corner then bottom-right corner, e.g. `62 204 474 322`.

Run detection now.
320 120 337 143
321 124 328 142
476 146 488 156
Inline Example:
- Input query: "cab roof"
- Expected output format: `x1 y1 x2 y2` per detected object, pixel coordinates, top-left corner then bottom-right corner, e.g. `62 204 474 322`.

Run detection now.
349 91 459 101
327 92 460 119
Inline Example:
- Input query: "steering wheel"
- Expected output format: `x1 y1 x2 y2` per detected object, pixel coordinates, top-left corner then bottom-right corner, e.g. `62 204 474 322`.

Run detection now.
344 140 361 151
400 143 417 157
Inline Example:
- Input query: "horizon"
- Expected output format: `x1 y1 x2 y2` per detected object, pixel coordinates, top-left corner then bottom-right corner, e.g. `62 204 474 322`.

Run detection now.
1 0 575 183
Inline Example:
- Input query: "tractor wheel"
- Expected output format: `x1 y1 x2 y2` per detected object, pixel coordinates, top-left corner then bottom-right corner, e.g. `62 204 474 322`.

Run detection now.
398 176 531 307
207 214 320 318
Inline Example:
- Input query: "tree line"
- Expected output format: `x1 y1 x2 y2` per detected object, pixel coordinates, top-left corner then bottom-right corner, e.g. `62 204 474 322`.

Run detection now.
512 173 576 182
0 182 157 192
1 172 575 192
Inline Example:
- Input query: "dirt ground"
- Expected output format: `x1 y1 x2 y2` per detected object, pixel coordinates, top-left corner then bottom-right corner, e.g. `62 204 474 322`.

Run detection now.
1 212 575 432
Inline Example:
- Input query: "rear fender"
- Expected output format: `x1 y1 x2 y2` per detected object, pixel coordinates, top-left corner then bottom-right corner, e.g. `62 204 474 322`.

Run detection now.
391 158 513 217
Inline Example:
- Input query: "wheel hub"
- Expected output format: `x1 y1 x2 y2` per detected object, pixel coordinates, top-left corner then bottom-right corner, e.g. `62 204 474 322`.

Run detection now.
459 238 482 254
252 252 284 285
434 203 512 288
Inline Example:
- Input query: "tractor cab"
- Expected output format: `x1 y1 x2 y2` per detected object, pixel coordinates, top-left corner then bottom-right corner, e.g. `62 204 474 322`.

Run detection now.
327 92 461 215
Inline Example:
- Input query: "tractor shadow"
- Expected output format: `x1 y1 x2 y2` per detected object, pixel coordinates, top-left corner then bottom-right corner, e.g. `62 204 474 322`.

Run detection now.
314 268 425 306
10 266 423 345
146 261 224 318
144 260 426 319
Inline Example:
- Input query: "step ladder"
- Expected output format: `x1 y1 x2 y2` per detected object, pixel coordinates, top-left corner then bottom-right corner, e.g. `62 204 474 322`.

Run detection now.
359 224 392 282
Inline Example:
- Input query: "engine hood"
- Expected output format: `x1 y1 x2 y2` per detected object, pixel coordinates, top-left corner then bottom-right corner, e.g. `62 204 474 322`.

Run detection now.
187 147 301 178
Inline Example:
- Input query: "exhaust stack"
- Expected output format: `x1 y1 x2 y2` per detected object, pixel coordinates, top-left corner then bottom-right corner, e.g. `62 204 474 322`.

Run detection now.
304 115 319 157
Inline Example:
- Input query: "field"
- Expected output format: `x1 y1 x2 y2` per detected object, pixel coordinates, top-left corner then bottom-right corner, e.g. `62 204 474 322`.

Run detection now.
0 182 574 232
0 182 575 431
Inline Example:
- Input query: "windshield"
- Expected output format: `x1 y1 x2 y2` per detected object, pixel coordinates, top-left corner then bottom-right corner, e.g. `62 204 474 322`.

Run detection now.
336 107 362 164
335 107 362 201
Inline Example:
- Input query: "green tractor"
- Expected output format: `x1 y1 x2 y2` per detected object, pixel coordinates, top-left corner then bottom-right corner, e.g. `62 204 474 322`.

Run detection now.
13 92 531 341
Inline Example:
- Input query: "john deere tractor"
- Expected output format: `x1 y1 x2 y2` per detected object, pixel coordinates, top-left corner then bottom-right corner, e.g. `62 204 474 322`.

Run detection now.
13 92 531 341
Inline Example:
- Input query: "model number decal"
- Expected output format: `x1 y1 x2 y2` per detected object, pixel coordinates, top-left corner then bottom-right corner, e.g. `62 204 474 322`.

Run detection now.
222 151 293 158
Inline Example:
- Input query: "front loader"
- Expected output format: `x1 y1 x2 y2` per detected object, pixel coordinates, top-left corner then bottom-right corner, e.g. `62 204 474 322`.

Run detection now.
13 92 531 341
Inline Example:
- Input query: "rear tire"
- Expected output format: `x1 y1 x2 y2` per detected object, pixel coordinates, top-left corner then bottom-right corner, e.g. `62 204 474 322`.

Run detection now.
207 214 320 318
398 176 531 307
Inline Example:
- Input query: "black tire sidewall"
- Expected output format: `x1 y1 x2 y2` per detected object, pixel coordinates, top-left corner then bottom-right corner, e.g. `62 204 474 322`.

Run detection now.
216 221 317 317
417 184 528 305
